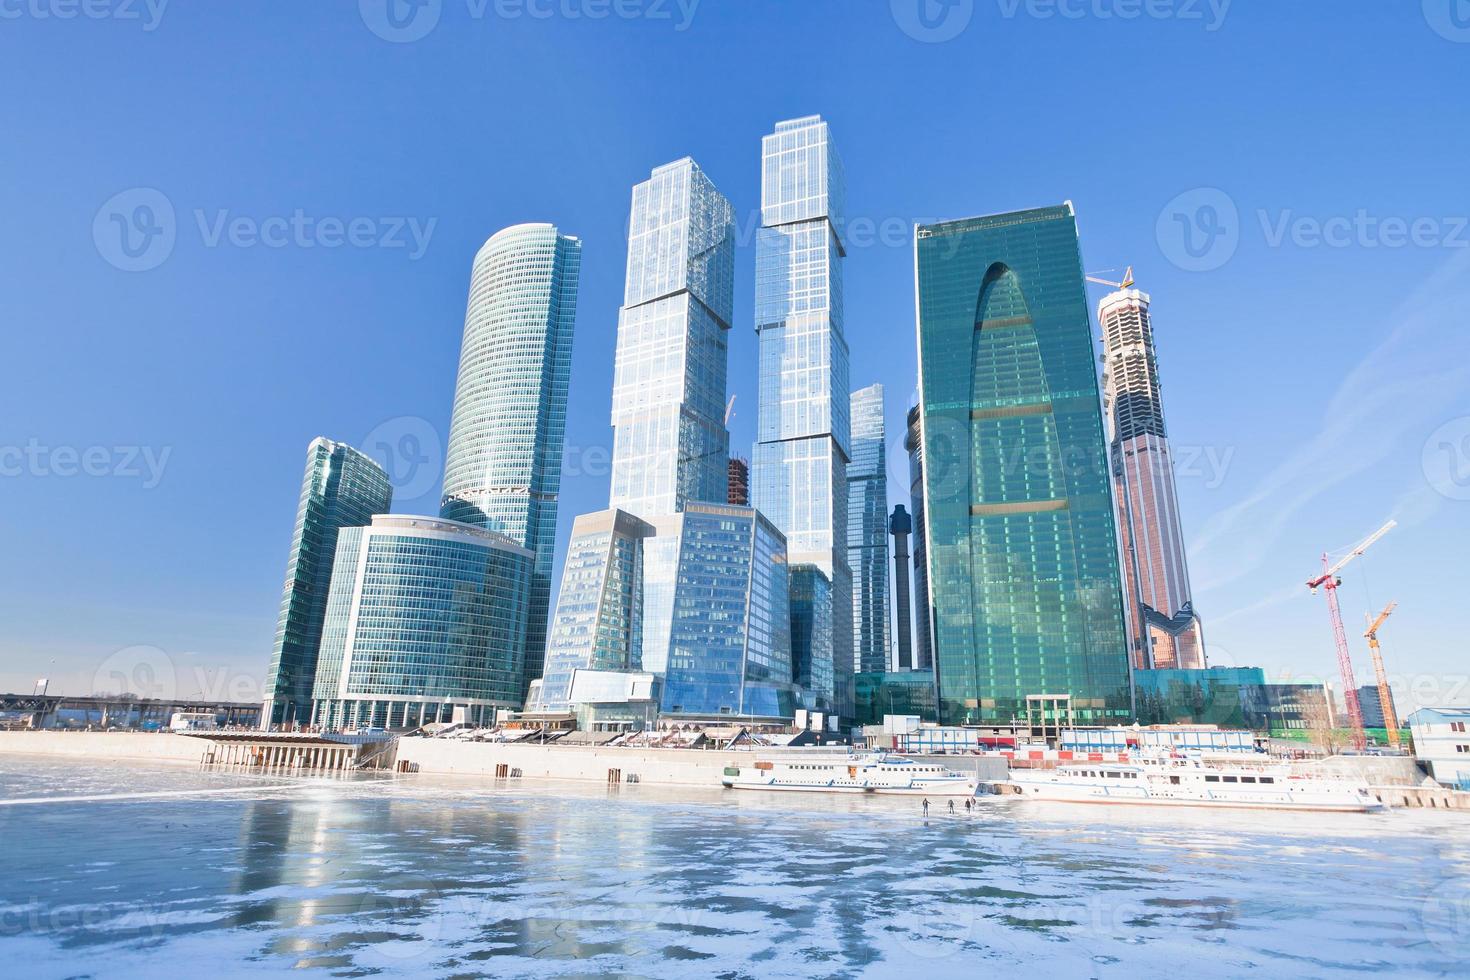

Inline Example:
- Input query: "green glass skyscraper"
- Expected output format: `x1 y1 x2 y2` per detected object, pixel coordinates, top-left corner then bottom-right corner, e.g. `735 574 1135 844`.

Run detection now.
914 204 1130 727
262 437 392 727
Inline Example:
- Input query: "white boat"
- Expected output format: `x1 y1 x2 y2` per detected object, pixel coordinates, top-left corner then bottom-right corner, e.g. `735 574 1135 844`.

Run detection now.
721 754 979 796
1006 757 1384 812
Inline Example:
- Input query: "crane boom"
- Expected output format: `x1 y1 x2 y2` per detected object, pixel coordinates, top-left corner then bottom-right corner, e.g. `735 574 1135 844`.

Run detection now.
1305 520 1395 751
1363 601 1401 749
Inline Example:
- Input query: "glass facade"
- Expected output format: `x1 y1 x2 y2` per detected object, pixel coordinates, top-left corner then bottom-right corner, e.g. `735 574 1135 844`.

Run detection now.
532 509 652 711
609 159 735 519
262 438 391 728
915 205 1131 727
752 114 853 719
789 564 835 712
905 402 934 671
648 504 796 721
853 670 939 727
1132 667 1269 730
846 383 890 673
311 515 533 730
439 223 582 700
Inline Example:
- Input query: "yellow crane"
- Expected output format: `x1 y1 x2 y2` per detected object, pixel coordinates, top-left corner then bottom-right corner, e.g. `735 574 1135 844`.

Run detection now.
1362 601 1401 749
1085 266 1135 290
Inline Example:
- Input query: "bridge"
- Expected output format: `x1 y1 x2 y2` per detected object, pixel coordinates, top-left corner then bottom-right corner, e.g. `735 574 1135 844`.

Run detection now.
0 693 261 731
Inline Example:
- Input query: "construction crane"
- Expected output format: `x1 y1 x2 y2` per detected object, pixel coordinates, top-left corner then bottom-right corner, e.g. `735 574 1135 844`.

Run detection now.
1085 266 1135 290
724 394 737 427
1363 601 1401 749
1306 520 1396 750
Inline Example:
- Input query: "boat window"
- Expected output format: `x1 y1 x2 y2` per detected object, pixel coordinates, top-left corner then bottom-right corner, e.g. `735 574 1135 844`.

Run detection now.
1260 777 1274 784
1223 776 1238 783
1205 775 1220 783
1169 776 1180 785
1241 776 1257 783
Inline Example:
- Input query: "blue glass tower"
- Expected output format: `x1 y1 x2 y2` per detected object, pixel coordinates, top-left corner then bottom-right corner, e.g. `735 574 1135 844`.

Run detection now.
915 205 1131 727
752 115 853 719
262 437 391 728
847 383 890 674
440 224 582 700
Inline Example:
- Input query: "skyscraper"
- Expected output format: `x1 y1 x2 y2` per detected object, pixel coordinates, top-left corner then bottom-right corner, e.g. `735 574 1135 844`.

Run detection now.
890 504 914 671
752 114 853 718
915 205 1131 727
262 437 391 728
310 515 533 730
1099 282 1206 671
440 223 582 698
608 158 734 519
847 383 890 673
727 457 750 506
905 402 934 671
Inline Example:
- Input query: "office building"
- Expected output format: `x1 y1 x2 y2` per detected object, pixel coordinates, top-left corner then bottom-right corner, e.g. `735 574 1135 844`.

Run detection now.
790 564 836 714
262 438 392 728
904 402 933 671
1099 281 1206 670
1356 683 1400 731
1405 708 1470 790
853 670 938 727
914 204 1131 727
310 515 533 730
889 505 914 671
531 509 653 712
440 223 582 698
608 158 735 519
847 383 890 673
751 114 854 718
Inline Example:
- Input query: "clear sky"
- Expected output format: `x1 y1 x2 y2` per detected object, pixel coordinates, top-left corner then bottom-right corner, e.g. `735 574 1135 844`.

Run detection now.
2 1 1467 712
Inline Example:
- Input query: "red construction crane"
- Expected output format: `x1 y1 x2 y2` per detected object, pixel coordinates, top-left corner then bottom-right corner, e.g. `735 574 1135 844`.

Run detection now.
1306 520 1395 751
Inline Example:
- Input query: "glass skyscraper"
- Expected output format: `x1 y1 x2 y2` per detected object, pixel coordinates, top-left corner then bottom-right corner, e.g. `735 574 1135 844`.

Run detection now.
846 383 890 673
752 114 853 719
439 223 582 699
914 205 1131 727
310 515 533 730
530 509 652 712
905 402 934 671
1099 283 1205 671
609 159 734 519
262 437 391 728
790 564 835 713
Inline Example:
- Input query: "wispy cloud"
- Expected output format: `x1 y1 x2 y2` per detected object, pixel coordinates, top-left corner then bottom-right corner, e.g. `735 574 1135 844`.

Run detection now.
1189 249 1470 595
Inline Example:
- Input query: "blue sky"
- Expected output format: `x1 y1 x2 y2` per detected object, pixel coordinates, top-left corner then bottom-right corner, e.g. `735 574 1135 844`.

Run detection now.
2 1 1467 712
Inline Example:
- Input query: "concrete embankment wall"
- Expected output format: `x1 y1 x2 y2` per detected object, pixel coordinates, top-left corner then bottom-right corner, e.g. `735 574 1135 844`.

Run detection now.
394 739 739 786
0 731 206 763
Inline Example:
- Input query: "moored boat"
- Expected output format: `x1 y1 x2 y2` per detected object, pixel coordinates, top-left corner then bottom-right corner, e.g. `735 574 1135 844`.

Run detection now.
721 754 979 796
1006 757 1384 812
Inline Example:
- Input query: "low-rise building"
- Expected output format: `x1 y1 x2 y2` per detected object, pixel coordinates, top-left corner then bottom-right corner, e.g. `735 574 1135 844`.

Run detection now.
1406 707 1470 790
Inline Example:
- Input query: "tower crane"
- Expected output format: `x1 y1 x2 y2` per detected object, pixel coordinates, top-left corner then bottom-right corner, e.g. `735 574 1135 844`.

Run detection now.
1306 520 1396 750
1363 601 1401 749
1085 266 1135 290
725 394 737 427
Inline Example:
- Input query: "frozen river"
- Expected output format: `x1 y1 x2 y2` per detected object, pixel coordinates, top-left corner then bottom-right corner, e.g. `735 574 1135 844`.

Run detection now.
0 755 1467 977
